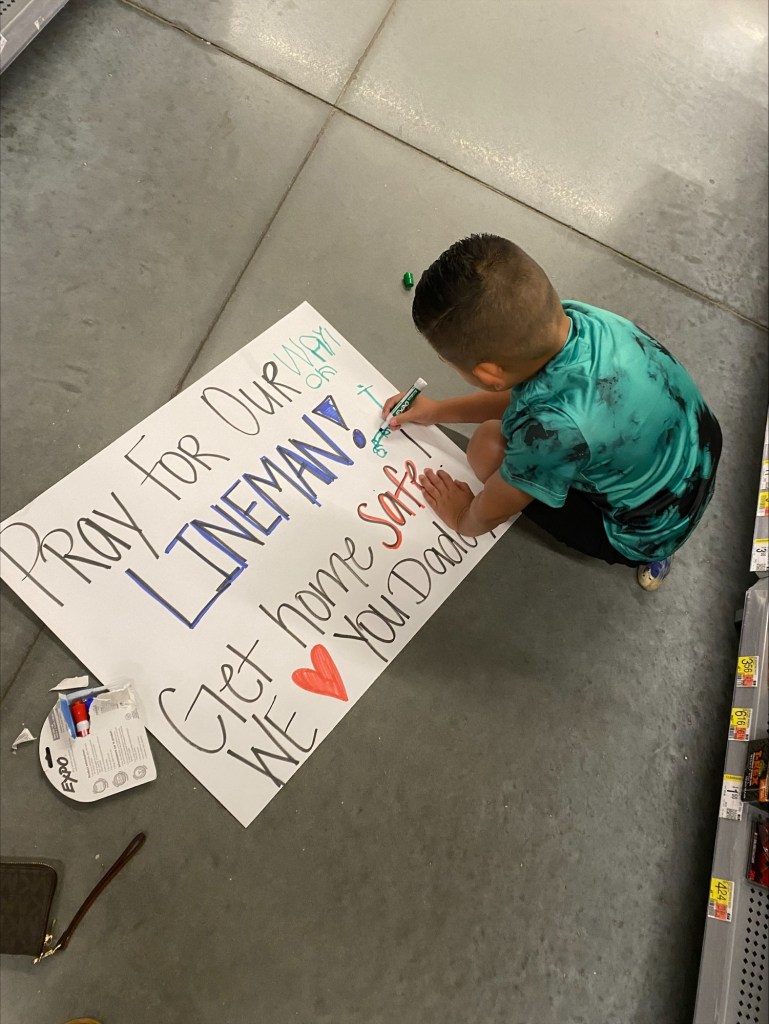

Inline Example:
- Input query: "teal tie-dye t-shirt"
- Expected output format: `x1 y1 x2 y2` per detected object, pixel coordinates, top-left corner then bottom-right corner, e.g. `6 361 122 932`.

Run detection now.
499 301 721 562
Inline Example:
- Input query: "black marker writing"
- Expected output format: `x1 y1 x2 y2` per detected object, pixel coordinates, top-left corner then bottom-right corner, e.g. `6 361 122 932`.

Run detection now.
124 433 230 500
258 535 375 648
201 361 302 436
0 491 157 605
126 396 363 627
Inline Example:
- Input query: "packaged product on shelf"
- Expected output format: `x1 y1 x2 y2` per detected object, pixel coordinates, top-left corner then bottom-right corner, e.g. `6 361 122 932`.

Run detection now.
742 737 768 808
747 819 769 890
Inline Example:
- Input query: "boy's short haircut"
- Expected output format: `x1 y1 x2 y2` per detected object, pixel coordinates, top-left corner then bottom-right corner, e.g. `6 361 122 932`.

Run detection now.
412 234 561 369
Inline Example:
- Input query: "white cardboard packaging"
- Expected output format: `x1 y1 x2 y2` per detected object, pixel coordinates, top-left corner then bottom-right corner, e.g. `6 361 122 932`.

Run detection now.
38 685 157 802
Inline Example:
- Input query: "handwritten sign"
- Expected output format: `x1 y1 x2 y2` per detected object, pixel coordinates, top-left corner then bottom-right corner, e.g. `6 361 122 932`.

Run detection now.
0 304 509 825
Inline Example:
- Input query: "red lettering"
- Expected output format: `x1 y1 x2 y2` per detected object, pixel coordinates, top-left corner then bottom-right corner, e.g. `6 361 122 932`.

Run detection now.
377 492 410 524
357 503 403 549
357 460 428 550
383 461 426 511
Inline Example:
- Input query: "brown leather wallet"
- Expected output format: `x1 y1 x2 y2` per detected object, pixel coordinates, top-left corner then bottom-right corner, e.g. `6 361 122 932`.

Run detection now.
0 832 145 961
0 861 58 956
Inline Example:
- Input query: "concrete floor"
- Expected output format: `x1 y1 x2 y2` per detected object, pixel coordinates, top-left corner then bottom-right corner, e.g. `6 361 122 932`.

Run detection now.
1 1 767 1022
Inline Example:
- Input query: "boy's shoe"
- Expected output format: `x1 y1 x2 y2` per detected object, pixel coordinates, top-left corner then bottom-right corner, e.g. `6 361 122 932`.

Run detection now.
637 557 672 592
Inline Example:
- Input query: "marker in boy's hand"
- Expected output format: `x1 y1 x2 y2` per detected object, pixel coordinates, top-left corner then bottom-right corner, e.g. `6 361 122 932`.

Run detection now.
381 392 442 430
396 233 722 592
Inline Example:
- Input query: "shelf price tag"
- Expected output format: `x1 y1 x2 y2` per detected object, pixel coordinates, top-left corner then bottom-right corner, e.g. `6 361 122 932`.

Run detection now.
729 706 752 742
760 459 769 492
708 878 733 921
758 490 768 517
735 655 759 688
719 774 743 821
752 537 768 572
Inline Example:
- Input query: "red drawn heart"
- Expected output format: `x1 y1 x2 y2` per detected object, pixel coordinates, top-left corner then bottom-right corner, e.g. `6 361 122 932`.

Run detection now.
291 645 348 702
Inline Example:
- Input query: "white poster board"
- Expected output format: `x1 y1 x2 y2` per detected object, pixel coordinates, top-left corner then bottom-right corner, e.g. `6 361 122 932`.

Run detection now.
0 304 509 825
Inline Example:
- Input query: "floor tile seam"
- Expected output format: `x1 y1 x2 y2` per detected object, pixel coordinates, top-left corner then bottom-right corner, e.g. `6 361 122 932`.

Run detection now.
345 111 769 332
116 0 339 108
0 624 42 708
171 107 339 395
116 1 768 331
332 0 399 107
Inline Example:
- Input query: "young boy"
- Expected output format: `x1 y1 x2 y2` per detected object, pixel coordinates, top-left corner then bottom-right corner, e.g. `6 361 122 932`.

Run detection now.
383 234 721 591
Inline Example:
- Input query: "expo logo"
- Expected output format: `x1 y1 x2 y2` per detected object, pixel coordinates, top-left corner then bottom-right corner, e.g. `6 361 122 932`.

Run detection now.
57 755 78 793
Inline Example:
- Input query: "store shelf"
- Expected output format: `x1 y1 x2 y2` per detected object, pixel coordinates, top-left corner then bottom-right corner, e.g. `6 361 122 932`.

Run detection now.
0 0 70 74
693 577 769 1024
750 411 769 578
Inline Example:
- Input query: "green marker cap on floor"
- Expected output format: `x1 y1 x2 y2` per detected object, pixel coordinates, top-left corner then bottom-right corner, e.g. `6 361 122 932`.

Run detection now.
403 271 414 289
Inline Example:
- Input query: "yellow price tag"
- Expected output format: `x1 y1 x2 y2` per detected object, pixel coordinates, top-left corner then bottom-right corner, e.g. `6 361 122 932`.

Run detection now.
759 491 768 515
736 655 758 687
729 707 751 741
708 877 733 921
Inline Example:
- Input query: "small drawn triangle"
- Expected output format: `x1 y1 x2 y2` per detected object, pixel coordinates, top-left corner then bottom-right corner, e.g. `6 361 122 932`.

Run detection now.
312 395 347 428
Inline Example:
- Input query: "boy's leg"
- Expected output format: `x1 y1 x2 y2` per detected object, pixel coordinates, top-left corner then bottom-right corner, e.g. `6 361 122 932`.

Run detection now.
466 419 507 482
522 491 639 567
466 419 637 568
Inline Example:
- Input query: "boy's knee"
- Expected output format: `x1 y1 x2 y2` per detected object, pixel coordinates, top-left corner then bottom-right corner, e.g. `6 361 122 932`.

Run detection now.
467 419 506 482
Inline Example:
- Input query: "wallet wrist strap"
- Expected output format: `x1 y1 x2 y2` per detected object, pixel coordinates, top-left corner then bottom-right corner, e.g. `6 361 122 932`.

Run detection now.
35 832 146 963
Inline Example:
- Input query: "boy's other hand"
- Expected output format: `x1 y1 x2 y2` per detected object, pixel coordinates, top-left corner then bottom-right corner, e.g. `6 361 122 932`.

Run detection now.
381 392 442 430
418 468 474 531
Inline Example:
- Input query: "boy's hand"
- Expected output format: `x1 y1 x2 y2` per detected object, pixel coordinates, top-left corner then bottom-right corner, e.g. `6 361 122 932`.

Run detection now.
418 468 474 531
381 392 442 430
420 468 534 537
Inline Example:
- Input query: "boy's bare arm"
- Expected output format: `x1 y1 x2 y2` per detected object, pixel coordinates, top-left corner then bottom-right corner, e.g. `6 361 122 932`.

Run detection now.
382 390 511 428
419 468 533 537
437 391 512 424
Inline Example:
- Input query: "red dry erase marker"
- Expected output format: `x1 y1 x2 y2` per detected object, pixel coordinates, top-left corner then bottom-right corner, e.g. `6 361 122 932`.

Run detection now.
70 700 90 738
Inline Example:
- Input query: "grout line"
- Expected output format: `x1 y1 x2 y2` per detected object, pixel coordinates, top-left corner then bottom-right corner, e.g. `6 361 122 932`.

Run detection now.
117 0 767 332
336 112 769 332
1 625 42 707
172 108 338 393
117 0 335 107
333 0 398 107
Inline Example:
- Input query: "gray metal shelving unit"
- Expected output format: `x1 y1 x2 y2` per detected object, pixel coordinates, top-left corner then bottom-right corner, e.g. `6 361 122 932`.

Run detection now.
694 409 769 1024
0 0 70 73
751 414 769 578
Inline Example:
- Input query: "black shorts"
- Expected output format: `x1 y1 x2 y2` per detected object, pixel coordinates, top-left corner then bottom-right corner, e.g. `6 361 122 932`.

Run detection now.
521 491 644 568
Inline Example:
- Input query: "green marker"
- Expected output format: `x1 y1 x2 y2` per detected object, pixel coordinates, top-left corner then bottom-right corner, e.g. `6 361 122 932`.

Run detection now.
372 377 427 447
403 271 414 289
